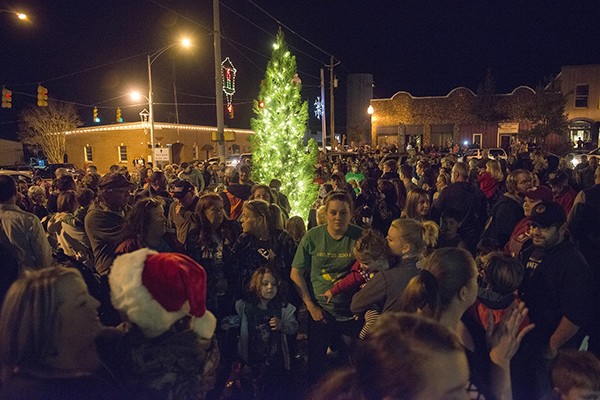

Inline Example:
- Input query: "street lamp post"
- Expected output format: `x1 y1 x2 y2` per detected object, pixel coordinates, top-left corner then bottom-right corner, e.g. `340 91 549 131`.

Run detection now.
367 104 374 146
0 9 27 20
146 39 190 163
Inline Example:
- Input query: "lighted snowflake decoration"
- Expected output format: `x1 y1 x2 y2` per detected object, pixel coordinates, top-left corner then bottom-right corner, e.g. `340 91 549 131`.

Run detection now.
314 96 324 120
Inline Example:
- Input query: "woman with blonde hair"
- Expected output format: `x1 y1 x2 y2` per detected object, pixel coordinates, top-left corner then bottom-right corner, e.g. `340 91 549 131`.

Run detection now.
400 247 533 400
351 218 438 316
0 267 127 399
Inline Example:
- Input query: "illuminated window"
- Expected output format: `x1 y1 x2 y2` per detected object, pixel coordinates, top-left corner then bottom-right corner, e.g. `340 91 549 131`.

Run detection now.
84 146 93 162
575 84 589 108
118 145 128 163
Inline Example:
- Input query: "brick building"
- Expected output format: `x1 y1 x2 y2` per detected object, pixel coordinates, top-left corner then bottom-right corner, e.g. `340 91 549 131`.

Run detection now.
558 65 600 148
65 122 254 172
369 86 540 151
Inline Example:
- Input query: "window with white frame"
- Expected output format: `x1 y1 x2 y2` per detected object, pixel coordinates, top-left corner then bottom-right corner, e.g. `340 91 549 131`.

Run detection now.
575 84 589 108
84 146 93 162
118 145 128 163
473 134 482 147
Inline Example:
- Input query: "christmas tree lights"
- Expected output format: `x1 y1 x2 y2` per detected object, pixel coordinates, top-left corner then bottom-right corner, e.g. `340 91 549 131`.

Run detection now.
250 31 318 219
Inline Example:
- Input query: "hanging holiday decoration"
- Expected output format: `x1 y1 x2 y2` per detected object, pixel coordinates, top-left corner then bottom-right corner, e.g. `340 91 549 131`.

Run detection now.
291 73 302 85
221 57 237 119
314 97 323 120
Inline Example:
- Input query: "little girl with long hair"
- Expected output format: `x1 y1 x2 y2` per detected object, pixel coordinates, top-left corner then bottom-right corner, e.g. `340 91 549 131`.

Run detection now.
235 267 298 399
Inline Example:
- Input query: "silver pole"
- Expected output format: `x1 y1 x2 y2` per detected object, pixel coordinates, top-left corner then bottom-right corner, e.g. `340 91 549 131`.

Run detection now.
148 55 155 164
214 0 226 162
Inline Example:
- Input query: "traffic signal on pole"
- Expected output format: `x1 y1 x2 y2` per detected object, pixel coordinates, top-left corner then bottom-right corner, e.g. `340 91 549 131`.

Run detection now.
116 107 122 123
93 107 100 123
37 85 48 107
1 87 12 109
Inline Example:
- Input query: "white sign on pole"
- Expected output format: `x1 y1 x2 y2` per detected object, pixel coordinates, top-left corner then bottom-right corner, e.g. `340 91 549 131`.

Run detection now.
153 147 172 163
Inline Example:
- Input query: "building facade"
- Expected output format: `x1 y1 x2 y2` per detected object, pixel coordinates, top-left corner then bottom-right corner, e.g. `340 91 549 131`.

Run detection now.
65 122 254 172
558 65 600 148
369 86 538 151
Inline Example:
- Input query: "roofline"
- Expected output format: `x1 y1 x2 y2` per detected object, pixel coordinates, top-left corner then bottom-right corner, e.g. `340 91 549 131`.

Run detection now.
64 122 255 135
372 86 536 102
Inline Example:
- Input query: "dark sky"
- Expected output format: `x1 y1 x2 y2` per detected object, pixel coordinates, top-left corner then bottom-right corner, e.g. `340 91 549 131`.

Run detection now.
1 0 599 140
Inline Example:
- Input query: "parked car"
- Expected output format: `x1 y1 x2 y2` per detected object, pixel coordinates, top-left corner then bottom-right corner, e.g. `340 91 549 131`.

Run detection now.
204 155 243 167
240 152 252 164
0 165 34 178
0 170 34 184
380 153 409 167
225 154 241 167
569 147 600 167
34 163 78 179
461 148 507 162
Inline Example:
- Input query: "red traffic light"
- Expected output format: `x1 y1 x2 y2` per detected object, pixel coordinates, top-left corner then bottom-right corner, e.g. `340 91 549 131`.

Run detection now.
258 101 265 108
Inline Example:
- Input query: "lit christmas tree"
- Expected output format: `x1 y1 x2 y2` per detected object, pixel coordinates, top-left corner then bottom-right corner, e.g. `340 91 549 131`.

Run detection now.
250 31 318 218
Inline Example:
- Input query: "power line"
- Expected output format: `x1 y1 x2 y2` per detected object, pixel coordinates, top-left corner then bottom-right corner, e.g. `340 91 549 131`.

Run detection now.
146 0 212 33
21 52 147 86
245 0 335 59
221 2 330 66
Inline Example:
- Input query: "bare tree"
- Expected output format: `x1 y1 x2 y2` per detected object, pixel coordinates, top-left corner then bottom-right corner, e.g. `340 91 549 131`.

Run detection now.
19 102 82 163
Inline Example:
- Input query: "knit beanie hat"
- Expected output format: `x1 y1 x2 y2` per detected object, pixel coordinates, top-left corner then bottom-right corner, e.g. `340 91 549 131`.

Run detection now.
109 248 216 339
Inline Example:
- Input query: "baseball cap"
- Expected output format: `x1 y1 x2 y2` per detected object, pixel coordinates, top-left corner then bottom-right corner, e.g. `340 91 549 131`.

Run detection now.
98 173 135 191
171 180 194 198
524 185 553 202
529 202 566 228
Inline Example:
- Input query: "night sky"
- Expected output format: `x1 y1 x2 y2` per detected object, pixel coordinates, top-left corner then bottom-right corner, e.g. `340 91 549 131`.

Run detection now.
1 0 599 140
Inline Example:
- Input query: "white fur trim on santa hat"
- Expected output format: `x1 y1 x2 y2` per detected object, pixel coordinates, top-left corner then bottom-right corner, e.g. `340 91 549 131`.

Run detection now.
110 248 188 338
191 311 217 340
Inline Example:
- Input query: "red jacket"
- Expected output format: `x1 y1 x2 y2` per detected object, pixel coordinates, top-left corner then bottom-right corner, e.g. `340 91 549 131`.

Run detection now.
330 260 370 296
478 172 499 199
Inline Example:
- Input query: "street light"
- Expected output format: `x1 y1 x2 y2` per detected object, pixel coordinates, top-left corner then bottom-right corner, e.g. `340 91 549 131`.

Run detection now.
147 38 191 163
0 9 28 20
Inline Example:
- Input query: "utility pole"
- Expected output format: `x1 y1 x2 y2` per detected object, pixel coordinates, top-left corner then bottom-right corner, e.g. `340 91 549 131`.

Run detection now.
329 56 335 150
320 68 327 152
213 0 226 162
329 56 339 150
172 62 180 137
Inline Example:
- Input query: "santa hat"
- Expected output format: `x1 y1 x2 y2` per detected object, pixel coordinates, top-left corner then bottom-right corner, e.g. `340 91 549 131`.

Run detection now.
109 248 216 339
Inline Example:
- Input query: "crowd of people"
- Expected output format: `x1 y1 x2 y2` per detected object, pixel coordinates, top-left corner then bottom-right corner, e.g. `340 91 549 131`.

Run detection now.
0 144 599 399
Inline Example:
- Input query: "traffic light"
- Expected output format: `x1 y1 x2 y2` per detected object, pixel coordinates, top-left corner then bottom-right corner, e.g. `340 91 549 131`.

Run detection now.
37 85 48 107
1 87 12 109
93 107 100 123
116 107 122 123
